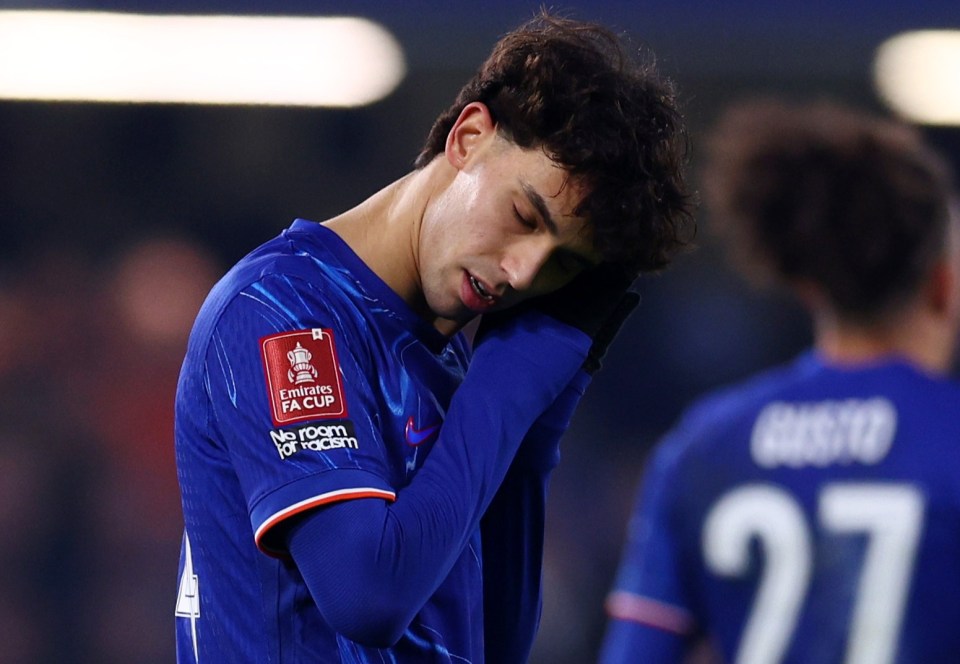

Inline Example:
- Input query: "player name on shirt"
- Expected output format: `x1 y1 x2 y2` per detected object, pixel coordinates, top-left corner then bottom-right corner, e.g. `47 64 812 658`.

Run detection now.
750 397 897 469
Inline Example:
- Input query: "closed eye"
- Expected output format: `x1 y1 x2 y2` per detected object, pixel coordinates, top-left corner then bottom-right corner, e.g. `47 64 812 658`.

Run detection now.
513 205 537 230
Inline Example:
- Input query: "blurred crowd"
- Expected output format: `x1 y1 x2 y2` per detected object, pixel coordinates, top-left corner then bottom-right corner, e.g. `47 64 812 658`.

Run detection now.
0 236 220 662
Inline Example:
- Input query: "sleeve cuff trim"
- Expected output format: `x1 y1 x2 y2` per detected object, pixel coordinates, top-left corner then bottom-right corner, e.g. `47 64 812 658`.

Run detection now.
255 487 396 558
604 590 695 635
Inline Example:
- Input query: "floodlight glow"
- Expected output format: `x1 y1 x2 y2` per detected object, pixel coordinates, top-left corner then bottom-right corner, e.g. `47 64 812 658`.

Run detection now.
874 30 960 126
0 10 406 106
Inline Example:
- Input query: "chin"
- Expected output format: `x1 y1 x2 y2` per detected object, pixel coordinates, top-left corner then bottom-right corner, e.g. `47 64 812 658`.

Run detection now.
433 317 464 336
422 293 463 323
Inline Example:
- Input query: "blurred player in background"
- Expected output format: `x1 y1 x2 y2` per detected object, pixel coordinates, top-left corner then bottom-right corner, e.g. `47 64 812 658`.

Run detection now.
174 10 694 664
599 98 960 663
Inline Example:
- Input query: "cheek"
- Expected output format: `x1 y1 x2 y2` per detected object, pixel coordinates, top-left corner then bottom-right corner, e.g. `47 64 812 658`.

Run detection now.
450 207 508 261
421 196 463 262
444 170 483 221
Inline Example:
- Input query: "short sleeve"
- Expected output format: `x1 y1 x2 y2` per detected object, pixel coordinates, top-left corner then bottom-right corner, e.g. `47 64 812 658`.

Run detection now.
202 274 396 556
606 435 697 635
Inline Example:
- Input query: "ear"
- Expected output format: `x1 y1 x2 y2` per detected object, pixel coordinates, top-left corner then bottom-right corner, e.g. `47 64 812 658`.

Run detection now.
927 259 955 315
445 102 496 170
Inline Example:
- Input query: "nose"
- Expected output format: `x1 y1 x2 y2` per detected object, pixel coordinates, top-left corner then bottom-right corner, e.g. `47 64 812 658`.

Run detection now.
501 238 552 293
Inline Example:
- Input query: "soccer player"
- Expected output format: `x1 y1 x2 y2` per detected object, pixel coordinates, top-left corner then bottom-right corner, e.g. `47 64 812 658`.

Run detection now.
174 10 695 663
599 98 960 663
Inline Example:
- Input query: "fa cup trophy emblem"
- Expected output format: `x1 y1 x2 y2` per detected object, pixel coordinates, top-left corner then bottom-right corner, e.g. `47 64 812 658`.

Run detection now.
287 342 318 385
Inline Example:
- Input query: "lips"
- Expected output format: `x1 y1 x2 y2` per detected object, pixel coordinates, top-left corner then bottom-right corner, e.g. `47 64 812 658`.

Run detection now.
461 271 498 312
470 275 493 300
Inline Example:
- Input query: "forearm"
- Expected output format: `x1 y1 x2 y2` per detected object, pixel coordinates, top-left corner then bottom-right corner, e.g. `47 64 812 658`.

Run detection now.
287 312 591 646
481 370 591 662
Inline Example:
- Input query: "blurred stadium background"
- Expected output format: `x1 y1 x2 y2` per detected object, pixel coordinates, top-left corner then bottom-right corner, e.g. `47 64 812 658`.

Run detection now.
0 1 957 662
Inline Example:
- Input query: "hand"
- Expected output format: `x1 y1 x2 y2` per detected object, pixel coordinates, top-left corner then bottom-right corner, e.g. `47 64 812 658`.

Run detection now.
479 264 640 374
533 264 640 373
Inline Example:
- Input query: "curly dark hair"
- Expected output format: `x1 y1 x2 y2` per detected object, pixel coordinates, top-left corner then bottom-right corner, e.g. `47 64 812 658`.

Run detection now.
704 98 957 322
414 10 696 273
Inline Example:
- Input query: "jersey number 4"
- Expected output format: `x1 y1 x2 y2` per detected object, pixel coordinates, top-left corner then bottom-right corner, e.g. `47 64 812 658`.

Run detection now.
702 482 924 664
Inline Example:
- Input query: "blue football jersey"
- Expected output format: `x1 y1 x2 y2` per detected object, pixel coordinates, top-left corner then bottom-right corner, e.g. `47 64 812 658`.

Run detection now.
174 219 480 662
603 351 960 663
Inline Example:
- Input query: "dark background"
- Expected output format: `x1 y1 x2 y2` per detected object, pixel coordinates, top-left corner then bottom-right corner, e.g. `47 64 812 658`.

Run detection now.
0 1 957 662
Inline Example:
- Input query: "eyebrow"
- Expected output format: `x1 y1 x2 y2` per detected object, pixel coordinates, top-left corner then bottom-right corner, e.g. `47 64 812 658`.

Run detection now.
521 180 600 270
521 181 559 235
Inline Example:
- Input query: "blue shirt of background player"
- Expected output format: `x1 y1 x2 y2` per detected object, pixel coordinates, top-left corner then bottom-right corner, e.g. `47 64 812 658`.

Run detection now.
601 351 960 663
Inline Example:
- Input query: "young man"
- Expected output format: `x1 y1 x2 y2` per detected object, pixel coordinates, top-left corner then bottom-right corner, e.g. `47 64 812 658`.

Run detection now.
174 11 694 663
600 99 960 663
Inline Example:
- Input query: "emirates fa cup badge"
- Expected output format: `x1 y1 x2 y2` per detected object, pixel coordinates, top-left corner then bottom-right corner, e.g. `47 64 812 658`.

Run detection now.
261 328 348 425
287 343 318 385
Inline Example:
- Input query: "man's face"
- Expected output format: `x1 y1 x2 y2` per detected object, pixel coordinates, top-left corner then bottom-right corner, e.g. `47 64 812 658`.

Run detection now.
419 133 600 326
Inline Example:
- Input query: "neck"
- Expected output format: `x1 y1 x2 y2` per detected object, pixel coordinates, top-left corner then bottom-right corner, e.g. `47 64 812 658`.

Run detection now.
322 161 463 335
813 305 954 374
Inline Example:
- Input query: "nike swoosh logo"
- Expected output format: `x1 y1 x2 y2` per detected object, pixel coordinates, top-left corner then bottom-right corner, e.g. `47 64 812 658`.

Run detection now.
405 417 441 447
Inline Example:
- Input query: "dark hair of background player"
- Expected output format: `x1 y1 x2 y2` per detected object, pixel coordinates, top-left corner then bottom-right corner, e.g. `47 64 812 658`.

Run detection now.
704 98 957 324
